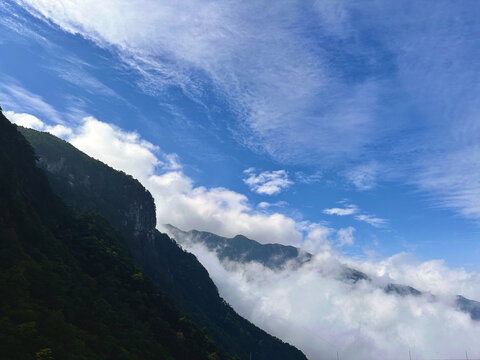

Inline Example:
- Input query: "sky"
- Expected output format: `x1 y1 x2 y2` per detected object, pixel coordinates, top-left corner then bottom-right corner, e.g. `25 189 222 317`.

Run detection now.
2 0 480 269
2 0 480 265
2 1 480 358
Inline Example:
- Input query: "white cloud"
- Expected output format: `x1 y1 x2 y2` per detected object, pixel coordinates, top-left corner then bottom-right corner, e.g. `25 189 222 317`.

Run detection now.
257 201 288 209
69 117 161 180
344 252 480 299
5 109 73 138
243 168 293 195
147 170 302 245
178 240 480 360
323 203 387 228
46 124 73 138
257 202 270 209
5 110 45 129
337 226 355 246
354 214 387 228
345 162 380 191
302 224 333 254
162 153 182 171
323 205 358 216
294 170 322 184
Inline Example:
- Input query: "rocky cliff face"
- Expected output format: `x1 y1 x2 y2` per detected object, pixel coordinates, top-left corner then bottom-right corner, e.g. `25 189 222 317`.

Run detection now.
20 127 156 236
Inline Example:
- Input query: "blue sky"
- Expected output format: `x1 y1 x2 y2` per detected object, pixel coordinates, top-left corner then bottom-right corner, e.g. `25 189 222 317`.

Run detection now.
2 0 480 270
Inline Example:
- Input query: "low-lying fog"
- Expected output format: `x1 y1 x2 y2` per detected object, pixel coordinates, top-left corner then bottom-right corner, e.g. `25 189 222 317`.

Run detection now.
179 240 480 360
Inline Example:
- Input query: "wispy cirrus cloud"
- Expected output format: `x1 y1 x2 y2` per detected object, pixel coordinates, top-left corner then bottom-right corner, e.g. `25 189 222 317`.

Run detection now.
45 59 122 100
294 171 322 184
9 0 480 226
323 203 387 228
15 0 382 165
413 147 480 221
0 79 63 123
345 162 381 191
354 214 387 228
0 3 125 107
323 205 358 216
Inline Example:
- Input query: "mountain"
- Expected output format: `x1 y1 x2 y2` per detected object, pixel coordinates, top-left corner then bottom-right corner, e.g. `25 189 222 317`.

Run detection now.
165 224 367 283
18 126 307 360
456 296 480 321
0 110 231 360
164 228 312 270
166 225 480 321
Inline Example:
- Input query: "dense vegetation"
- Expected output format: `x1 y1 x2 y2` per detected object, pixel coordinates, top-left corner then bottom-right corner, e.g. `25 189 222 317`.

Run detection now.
0 111 231 360
19 127 308 360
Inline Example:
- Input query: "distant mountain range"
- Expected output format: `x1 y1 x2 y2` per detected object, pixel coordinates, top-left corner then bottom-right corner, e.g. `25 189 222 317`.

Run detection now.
165 225 480 321
17 124 307 360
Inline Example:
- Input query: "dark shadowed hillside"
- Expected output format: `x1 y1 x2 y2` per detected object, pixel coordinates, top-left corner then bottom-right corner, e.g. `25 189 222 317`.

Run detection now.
19 126 308 360
0 111 231 360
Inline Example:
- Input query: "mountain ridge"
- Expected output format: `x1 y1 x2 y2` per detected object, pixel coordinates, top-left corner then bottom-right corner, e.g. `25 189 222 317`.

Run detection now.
166 224 480 321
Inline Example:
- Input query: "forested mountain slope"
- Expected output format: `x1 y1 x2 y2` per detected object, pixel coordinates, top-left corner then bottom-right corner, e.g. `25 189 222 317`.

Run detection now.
19 126 307 360
0 110 231 360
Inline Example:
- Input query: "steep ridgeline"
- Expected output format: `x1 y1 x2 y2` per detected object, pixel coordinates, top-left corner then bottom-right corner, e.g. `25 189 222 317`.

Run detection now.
19 127 307 360
0 112 231 360
166 225 480 321
165 224 368 283
166 228 313 270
